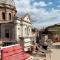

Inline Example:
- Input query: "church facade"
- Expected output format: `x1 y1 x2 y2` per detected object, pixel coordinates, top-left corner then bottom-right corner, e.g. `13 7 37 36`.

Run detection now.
0 0 32 42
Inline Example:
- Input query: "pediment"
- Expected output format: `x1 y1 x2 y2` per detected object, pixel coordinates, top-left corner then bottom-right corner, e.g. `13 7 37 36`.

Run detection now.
23 15 31 23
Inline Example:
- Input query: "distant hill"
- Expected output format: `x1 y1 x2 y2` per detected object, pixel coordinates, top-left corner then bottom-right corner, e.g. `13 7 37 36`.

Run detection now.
47 24 60 28
46 24 60 35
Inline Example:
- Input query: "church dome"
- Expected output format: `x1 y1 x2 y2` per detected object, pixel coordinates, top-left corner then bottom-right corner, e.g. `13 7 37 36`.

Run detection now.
0 0 15 6
0 0 17 22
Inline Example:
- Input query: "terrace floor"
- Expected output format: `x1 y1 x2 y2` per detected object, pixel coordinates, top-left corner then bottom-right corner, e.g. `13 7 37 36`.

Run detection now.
26 42 60 60
0 42 60 60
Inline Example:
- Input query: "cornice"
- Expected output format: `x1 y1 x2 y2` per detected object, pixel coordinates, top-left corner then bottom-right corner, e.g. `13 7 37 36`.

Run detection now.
0 3 17 12
21 20 32 24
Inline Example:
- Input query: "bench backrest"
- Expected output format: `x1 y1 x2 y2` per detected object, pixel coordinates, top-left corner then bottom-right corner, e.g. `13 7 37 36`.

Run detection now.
1 44 29 60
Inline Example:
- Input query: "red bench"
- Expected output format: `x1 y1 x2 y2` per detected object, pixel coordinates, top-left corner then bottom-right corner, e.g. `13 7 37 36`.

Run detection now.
1 44 30 60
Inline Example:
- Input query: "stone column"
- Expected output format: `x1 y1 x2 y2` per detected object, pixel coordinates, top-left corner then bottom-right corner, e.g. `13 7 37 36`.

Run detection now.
14 19 20 43
1 24 5 38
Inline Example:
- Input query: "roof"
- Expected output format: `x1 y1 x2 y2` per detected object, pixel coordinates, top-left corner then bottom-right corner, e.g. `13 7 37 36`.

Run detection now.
20 14 31 23
0 0 15 6
0 20 13 23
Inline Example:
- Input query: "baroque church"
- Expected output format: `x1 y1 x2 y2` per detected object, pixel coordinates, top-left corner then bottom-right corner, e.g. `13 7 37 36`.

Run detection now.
0 0 32 42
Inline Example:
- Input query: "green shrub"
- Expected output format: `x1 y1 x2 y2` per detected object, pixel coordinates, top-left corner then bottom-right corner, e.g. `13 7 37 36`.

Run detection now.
0 43 3 46
3 41 17 46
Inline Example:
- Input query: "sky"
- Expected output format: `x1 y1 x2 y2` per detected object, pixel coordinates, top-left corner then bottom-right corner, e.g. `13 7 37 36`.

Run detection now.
14 0 60 28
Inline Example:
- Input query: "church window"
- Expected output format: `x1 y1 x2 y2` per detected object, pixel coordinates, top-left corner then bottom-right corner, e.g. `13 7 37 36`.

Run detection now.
9 13 11 20
2 12 5 20
5 29 9 38
5 33 9 38
14 14 15 16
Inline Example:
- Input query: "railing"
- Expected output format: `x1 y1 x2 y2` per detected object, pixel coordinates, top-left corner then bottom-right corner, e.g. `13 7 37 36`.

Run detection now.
0 38 16 42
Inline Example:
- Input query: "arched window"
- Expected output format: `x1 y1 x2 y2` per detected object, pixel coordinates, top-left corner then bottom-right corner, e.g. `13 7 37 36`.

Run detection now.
9 13 11 20
5 29 9 38
25 28 27 35
14 14 15 17
2 12 5 20
27 27 29 35
28 28 30 33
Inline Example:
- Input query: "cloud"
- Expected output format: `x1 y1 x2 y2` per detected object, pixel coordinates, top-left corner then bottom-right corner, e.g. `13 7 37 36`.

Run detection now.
15 0 31 14
39 1 47 7
33 1 47 7
14 0 60 28
57 5 60 8
48 2 53 5
31 8 60 28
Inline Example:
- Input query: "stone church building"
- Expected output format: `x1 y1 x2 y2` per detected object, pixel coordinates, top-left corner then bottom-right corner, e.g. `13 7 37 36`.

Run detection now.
0 0 32 42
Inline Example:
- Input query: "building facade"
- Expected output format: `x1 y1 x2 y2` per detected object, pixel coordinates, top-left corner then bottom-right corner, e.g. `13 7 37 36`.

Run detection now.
15 14 32 42
0 0 32 42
